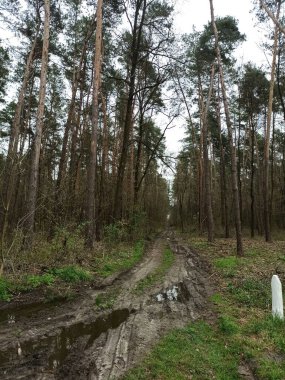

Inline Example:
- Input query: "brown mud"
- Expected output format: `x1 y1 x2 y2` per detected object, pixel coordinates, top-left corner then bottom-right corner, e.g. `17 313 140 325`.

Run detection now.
0 231 213 379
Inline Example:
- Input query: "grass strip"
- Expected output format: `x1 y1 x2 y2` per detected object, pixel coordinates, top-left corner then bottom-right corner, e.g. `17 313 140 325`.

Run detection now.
133 246 174 294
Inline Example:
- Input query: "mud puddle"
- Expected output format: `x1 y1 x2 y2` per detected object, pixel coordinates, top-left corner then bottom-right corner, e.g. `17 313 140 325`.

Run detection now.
0 300 63 326
0 308 132 375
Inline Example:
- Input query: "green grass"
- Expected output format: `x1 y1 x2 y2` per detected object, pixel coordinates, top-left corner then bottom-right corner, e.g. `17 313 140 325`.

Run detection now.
124 321 240 380
0 278 11 301
49 266 92 282
25 273 55 288
133 247 175 294
227 277 270 308
94 240 144 278
95 290 117 310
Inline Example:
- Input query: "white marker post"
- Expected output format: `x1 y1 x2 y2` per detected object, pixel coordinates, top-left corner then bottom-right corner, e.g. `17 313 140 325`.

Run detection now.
271 275 284 320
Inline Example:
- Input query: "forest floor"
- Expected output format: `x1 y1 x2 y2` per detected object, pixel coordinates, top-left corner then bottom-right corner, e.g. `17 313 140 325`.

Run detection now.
0 231 285 379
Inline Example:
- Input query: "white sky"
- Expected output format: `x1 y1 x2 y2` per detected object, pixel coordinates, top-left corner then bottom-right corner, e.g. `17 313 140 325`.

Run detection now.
164 0 269 156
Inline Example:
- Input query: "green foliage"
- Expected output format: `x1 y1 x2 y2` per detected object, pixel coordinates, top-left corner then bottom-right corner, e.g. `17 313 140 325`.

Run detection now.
103 212 147 244
124 321 240 380
103 221 129 244
0 43 10 101
25 273 55 289
0 278 11 301
50 266 92 283
134 247 174 294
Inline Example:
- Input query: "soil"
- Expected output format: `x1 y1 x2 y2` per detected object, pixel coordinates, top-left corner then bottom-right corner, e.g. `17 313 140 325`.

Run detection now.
0 231 214 379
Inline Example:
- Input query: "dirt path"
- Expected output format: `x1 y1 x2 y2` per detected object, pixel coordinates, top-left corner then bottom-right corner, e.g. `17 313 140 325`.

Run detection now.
0 231 212 379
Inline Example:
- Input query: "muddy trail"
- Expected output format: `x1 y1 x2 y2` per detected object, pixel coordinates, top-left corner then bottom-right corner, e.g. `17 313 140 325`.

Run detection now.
0 231 213 379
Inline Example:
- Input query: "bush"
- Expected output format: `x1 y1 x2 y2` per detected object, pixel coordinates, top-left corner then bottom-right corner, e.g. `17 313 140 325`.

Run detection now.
104 221 128 244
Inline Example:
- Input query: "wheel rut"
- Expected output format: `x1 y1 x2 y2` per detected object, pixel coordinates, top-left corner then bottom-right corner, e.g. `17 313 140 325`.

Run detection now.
0 232 213 379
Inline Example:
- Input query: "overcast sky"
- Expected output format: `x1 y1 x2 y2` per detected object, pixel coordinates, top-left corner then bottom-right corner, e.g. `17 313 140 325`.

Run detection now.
164 0 268 156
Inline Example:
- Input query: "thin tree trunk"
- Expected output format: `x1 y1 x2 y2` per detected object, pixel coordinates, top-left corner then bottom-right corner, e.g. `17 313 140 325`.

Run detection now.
200 65 215 242
270 112 275 228
96 94 109 239
250 116 255 238
216 90 229 238
23 0 50 246
85 0 103 248
264 3 280 242
209 0 243 256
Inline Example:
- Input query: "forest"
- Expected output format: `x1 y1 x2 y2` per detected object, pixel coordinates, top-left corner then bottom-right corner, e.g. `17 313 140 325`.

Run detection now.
1 0 285 379
0 0 285 258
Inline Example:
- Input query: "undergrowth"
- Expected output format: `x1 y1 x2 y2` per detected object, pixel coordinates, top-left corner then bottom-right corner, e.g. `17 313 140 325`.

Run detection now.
0 237 145 301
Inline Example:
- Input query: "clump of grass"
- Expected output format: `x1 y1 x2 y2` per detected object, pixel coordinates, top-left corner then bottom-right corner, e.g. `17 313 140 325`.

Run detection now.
124 321 240 380
0 278 11 301
95 240 144 278
95 291 117 310
218 316 239 335
134 247 174 294
50 265 92 282
25 273 55 289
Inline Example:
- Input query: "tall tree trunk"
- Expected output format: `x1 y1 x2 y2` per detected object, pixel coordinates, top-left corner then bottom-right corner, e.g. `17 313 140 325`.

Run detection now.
199 65 215 242
209 0 243 256
216 90 229 238
270 112 275 228
23 0 50 246
114 0 147 219
250 116 255 238
96 94 109 239
85 0 103 248
134 108 144 206
264 2 280 242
